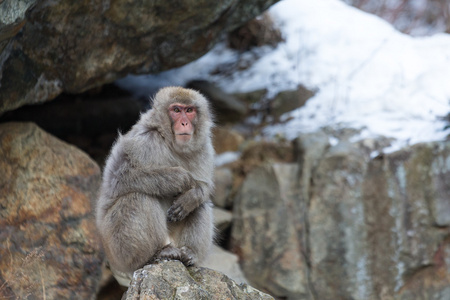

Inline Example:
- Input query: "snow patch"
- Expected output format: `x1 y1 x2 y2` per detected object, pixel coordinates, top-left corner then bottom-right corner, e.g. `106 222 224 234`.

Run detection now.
116 0 450 153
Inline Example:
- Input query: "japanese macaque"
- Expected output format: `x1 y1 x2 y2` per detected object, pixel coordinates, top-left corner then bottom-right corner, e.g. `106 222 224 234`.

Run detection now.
95 87 215 281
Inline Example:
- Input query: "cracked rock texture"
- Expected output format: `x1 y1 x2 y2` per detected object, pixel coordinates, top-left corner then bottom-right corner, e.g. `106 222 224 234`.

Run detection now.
0 0 278 114
123 260 273 300
0 122 103 299
231 129 450 300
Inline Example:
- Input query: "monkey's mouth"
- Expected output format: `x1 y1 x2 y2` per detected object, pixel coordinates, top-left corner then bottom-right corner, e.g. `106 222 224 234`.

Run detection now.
175 133 192 144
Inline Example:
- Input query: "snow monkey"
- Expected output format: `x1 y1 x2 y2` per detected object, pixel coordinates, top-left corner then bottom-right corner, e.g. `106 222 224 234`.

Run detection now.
96 86 215 284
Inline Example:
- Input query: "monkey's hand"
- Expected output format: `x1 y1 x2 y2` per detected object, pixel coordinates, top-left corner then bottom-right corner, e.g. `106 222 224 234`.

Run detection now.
167 184 205 222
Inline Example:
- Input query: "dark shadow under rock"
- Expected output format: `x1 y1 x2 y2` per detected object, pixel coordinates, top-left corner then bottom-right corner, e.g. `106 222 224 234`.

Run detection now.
0 83 143 165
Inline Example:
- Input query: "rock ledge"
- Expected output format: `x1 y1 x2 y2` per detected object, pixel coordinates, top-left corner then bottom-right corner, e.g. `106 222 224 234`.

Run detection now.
123 261 273 300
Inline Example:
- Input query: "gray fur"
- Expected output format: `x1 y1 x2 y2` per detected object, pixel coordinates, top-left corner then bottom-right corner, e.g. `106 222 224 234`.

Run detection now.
96 87 215 273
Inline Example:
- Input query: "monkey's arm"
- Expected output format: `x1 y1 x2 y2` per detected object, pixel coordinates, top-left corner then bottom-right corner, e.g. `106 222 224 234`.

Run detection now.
107 165 195 200
167 180 211 222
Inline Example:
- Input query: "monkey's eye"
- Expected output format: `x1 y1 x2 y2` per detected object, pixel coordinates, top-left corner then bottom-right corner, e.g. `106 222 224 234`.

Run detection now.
173 107 181 113
186 107 194 113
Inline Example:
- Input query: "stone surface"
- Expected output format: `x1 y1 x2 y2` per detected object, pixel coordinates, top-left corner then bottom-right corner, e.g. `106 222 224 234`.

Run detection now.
123 260 273 300
305 138 450 299
0 0 36 47
213 207 233 233
269 84 315 120
212 167 234 208
231 132 450 299
0 122 103 299
239 140 295 172
212 126 245 154
187 80 247 124
231 163 309 299
0 0 278 114
228 12 283 51
233 89 267 105
202 245 248 285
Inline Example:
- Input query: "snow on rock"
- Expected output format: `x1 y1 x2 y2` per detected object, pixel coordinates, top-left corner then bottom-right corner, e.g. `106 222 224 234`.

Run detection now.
264 0 450 151
215 151 241 167
116 0 450 152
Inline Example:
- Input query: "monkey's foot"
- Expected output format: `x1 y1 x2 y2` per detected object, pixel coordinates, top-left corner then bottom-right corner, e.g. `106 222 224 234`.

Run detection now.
179 246 197 266
153 244 182 263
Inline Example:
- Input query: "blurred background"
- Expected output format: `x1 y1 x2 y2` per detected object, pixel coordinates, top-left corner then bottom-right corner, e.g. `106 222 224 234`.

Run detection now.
1 0 449 299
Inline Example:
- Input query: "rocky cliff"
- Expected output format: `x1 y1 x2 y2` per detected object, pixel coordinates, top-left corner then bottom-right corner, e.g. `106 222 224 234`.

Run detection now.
229 129 450 299
0 1 279 299
0 0 277 114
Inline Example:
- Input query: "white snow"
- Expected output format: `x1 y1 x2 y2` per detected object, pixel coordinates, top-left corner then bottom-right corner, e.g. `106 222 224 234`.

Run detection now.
116 0 450 152
215 151 241 167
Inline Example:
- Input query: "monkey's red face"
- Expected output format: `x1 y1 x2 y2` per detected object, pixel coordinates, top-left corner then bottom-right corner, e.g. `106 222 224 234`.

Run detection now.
169 103 197 144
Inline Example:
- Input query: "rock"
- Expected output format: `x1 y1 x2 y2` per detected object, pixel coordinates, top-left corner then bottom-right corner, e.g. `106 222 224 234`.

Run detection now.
269 85 315 120
0 1 36 46
213 167 234 208
231 163 309 298
305 138 373 300
228 12 283 51
213 207 233 233
0 122 103 299
231 128 450 299
239 140 295 173
187 80 247 124
202 245 248 284
213 126 245 154
0 0 278 114
365 142 450 299
123 260 273 300
310 139 450 299
233 89 267 105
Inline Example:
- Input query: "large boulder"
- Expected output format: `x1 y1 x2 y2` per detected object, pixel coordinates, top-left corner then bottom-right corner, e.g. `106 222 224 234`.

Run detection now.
231 163 309 298
307 138 450 300
231 130 450 299
0 0 278 114
0 122 103 299
123 260 273 300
